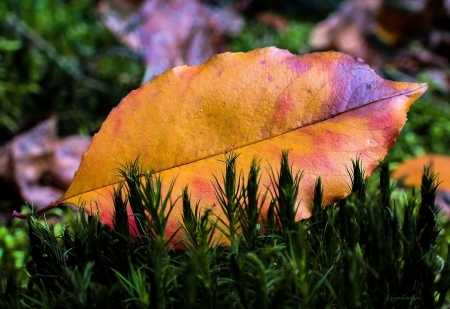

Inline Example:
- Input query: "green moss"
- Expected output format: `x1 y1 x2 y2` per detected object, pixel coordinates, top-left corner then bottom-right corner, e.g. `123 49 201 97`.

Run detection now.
0 0 143 140
229 20 313 54
1 156 449 308
0 219 28 271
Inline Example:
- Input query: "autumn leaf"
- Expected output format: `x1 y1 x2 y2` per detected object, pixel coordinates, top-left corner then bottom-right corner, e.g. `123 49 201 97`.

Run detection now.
21 47 426 246
0 116 91 209
391 154 450 219
391 154 450 191
309 0 450 88
98 0 243 83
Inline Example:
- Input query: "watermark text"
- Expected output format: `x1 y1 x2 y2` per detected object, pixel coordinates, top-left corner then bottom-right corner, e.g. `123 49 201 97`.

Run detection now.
389 295 420 303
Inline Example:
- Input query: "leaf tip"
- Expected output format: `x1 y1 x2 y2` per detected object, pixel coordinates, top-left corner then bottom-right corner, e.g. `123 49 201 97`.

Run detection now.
413 82 428 96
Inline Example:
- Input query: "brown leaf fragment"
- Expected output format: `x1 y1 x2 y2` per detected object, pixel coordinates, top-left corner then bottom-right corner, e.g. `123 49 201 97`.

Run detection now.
310 0 450 91
256 12 289 30
98 0 243 83
435 190 450 218
309 0 382 68
0 116 91 209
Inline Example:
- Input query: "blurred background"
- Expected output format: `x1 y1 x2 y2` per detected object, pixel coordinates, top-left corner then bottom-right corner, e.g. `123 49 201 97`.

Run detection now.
1 0 450 273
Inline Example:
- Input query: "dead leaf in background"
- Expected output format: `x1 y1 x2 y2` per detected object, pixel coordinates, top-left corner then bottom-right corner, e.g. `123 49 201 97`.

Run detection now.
256 12 289 30
436 190 450 218
374 0 427 45
98 0 243 83
391 154 450 218
0 116 91 209
310 0 427 54
391 154 450 191
310 0 450 90
309 0 383 68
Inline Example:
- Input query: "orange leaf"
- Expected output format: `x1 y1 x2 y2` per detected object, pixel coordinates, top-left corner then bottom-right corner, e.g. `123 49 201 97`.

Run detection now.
391 154 450 191
43 48 426 245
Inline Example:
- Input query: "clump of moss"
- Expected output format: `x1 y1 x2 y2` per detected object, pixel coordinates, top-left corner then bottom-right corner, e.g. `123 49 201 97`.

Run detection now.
1 154 449 308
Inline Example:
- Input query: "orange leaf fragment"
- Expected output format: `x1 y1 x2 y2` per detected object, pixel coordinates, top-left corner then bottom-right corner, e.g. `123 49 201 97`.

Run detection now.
36 47 426 245
391 154 450 191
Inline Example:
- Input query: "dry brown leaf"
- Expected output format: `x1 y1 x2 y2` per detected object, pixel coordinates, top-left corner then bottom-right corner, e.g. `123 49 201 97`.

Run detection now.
310 0 450 90
436 190 450 218
0 116 91 209
98 0 243 83
256 12 289 30
309 0 382 68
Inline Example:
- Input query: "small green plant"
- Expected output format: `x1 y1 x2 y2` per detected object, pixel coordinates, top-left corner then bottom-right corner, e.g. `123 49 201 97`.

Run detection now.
1 154 449 308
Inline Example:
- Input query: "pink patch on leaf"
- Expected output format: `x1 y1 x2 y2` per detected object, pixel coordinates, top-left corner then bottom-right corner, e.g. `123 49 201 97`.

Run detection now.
286 58 312 75
112 115 122 135
191 177 213 194
273 91 294 122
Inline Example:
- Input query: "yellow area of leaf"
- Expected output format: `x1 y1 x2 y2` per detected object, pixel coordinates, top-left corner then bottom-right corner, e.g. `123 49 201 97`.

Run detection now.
54 47 427 245
391 154 450 191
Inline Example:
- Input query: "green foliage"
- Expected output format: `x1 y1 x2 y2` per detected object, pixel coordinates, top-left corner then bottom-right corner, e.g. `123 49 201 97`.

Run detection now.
1 155 449 308
0 0 143 141
0 219 28 271
229 20 313 55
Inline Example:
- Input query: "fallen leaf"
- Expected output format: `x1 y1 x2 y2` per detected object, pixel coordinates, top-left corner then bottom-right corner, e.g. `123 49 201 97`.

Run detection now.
309 0 383 68
391 154 450 191
374 0 426 45
391 154 450 219
37 48 426 245
256 12 289 30
52 136 93 189
435 190 450 218
98 0 243 83
310 0 450 86
0 116 91 209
